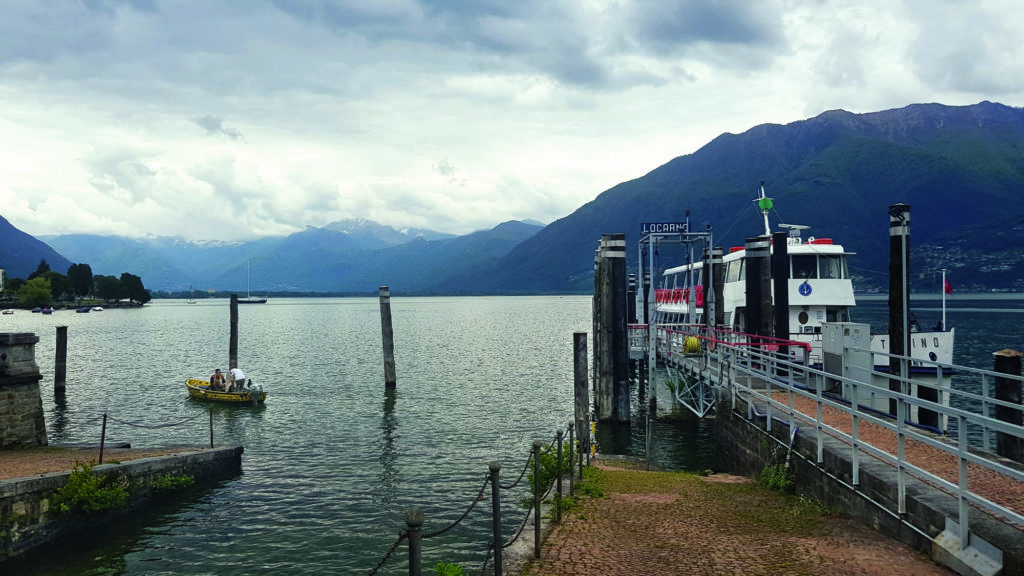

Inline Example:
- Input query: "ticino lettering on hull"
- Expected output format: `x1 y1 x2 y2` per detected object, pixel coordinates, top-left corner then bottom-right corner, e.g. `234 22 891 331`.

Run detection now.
641 222 689 234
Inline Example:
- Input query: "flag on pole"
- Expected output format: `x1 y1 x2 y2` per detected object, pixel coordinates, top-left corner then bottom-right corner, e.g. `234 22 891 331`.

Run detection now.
944 278 953 294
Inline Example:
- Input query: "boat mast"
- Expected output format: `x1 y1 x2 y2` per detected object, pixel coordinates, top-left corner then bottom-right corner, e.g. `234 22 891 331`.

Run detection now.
756 181 773 237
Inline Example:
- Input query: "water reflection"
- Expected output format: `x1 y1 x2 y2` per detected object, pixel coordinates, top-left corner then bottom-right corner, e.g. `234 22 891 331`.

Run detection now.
51 388 69 442
375 388 399 506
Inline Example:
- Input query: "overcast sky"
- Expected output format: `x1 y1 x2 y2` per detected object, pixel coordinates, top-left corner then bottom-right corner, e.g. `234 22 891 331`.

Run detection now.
1 0 1021 242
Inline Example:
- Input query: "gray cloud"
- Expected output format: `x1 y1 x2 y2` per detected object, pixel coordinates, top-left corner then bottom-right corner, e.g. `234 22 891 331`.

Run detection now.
194 115 244 141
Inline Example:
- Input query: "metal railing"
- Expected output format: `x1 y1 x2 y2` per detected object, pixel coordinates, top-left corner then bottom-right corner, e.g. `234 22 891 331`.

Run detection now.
705 336 1024 547
368 423 580 576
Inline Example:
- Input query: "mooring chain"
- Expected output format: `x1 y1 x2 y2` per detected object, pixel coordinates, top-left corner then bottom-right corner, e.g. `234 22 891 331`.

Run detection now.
476 542 495 576
499 451 533 490
366 530 408 576
502 503 534 549
422 475 490 539
105 412 204 429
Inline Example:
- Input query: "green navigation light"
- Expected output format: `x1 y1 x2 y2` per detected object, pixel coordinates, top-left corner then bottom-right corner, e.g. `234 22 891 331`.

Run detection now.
758 197 773 212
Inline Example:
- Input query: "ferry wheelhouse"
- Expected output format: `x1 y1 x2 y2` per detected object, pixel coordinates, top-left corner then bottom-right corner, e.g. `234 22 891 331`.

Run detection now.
652 187 954 371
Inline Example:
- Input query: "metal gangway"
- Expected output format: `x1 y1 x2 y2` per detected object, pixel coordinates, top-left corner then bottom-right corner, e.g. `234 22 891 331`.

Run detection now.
637 321 1024 573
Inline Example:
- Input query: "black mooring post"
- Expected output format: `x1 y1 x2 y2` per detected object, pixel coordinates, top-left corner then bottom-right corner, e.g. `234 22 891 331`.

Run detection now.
99 413 107 464
229 294 239 370
712 247 724 328
772 231 790 361
568 423 575 495
55 326 68 391
609 233 630 424
744 236 771 340
994 349 1024 463
888 204 910 418
489 461 503 576
405 508 423 576
209 407 214 448
533 440 542 559
555 429 564 524
573 332 590 474
379 286 397 387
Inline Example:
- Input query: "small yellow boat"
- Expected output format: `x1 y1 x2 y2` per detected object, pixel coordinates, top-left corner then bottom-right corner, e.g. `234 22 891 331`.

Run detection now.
186 378 266 404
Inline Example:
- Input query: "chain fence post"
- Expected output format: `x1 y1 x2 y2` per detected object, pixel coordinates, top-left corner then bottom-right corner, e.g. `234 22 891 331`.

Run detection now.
532 439 542 559
568 423 575 496
406 508 424 576
99 413 108 464
555 429 564 524
489 461 503 576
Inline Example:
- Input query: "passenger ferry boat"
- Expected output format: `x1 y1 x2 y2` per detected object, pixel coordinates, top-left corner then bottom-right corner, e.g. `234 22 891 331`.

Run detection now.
652 185 954 372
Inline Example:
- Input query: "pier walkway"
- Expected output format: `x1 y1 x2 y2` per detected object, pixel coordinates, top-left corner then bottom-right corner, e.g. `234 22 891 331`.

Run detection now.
523 459 954 576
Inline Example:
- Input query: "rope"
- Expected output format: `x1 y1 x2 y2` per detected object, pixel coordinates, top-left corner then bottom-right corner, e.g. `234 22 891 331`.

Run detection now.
366 530 408 576
105 412 204 429
499 451 533 490
422 475 490 539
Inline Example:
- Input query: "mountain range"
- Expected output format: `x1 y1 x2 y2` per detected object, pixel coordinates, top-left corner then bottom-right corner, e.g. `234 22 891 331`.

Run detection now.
2 101 1023 295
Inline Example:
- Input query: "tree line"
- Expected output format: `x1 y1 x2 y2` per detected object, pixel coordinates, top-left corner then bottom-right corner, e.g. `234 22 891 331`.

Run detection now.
0 259 151 308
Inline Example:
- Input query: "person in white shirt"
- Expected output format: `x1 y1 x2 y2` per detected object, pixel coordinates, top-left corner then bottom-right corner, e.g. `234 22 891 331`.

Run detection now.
228 366 247 391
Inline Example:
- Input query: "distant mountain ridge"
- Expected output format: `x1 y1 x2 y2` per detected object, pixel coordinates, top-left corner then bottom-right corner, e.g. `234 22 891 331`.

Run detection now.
4 101 1024 294
445 101 1024 294
33 219 541 293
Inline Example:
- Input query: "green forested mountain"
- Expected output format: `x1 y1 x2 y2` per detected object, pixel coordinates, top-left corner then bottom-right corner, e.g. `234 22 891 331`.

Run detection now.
447 101 1024 294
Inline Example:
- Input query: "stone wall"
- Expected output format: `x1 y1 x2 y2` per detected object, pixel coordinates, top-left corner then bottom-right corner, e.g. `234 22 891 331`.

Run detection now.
0 333 47 448
0 446 243 565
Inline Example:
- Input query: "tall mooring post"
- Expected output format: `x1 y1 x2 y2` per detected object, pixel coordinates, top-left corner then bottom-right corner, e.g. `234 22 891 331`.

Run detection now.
743 236 772 339
887 205 913 419
573 332 591 467
771 231 790 358
711 246 724 328
229 293 239 369
593 234 629 423
0 333 48 448
994 349 1024 463
379 286 397 387
55 325 68 391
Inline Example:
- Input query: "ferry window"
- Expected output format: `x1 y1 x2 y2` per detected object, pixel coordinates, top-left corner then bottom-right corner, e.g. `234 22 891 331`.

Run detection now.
792 255 817 279
726 260 742 283
819 256 844 279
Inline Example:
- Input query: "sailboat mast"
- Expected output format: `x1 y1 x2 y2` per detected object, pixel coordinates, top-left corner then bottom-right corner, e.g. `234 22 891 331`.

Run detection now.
756 181 773 237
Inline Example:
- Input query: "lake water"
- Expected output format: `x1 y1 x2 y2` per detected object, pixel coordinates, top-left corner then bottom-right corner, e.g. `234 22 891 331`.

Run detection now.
3 296 710 575
3 294 1022 575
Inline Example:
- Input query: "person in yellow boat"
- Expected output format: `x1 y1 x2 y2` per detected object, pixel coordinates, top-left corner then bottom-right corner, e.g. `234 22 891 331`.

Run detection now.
228 366 247 391
210 368 227 391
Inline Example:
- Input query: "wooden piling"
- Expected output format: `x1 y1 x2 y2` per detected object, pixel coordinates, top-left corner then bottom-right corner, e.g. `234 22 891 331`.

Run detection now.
54 326 67 391
379 286 397 387
711 246 724 328
594 237 612 422
573 332 590 466
229 294 239 370
994 349 1023 463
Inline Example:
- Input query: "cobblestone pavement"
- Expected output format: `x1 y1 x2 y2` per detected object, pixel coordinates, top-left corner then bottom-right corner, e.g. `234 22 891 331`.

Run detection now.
521 462 955 576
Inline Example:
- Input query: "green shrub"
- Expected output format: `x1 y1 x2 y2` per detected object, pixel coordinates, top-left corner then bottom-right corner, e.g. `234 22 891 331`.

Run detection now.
53 460 130 513
758 463 795 493
434 561 463 575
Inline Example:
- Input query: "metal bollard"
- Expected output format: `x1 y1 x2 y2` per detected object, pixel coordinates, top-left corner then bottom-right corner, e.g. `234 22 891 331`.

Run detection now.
489 461 503 576
556 429 564 524
99 413 107 464
532 439 542 559
568 423 575 496
406 508 424 576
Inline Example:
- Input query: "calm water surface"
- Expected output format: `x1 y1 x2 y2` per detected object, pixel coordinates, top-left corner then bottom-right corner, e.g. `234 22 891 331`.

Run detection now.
4 295 1021 574
3 296 703 575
